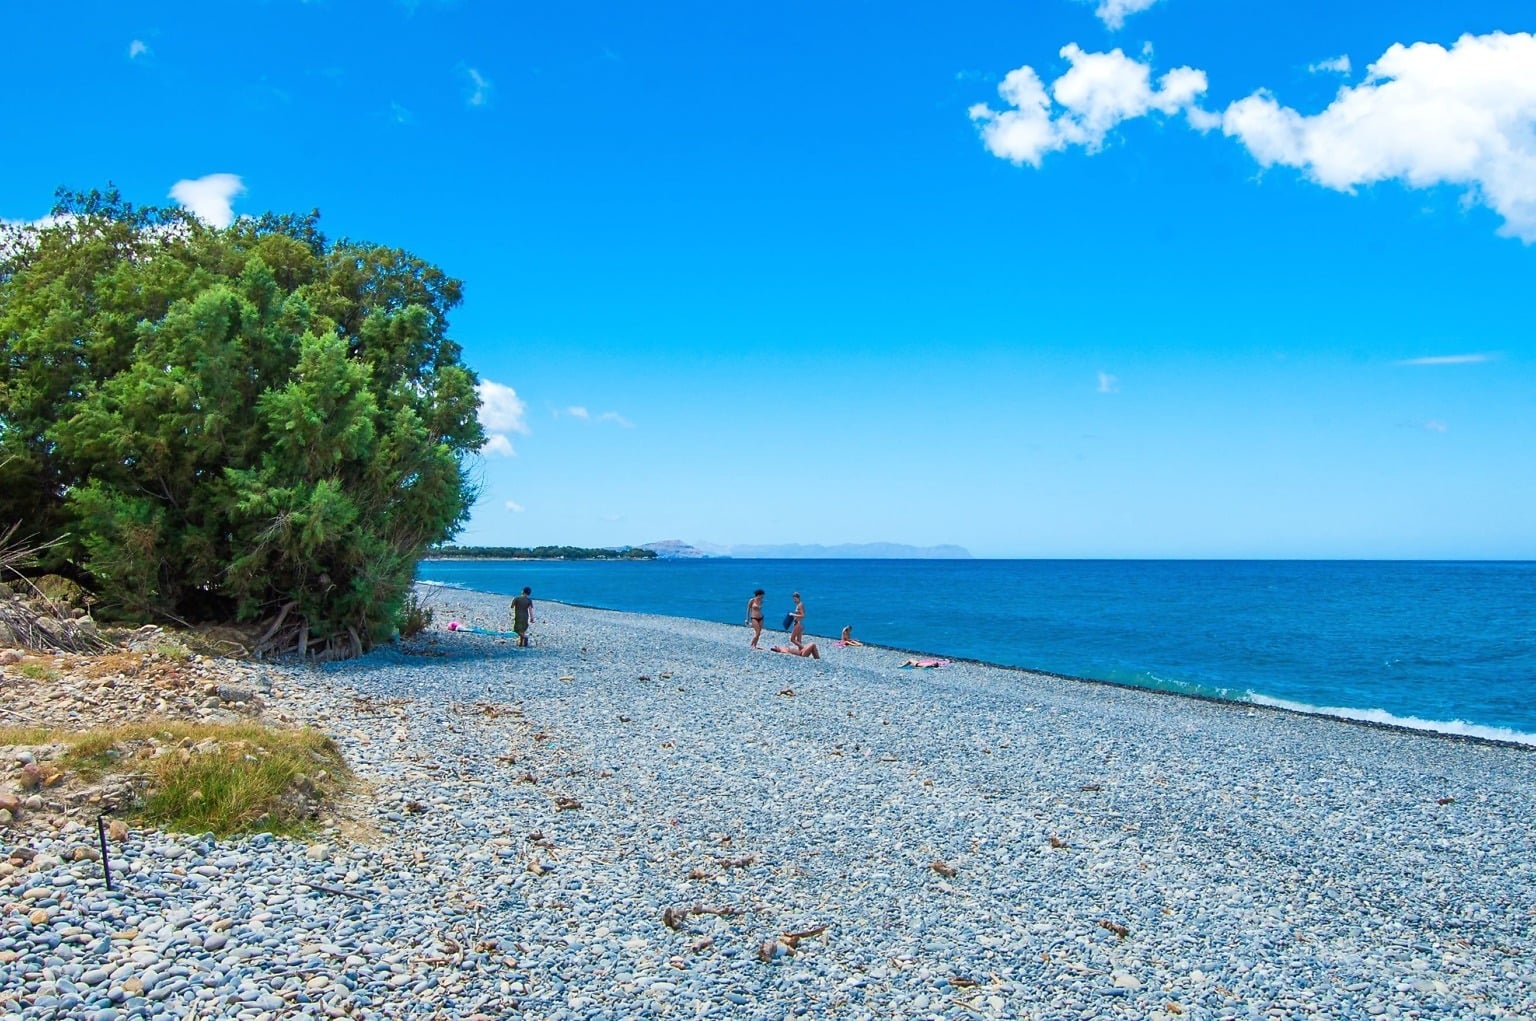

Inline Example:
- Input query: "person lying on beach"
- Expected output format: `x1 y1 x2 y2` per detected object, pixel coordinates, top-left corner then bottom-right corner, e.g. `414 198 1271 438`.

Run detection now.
838 626 863 647
770 643 820 659
900 657 947 668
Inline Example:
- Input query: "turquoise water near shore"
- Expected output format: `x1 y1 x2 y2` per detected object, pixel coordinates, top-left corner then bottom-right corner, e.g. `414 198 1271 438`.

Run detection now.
417 559 1536 745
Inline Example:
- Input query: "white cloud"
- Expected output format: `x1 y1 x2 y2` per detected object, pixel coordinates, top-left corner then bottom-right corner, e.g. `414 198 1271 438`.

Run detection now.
1093 0 1164 31
1097 371 1120 393
466 67 492 107
558 405 633 427
1308 55 1352 76
504 499 525 512
0 213 72 259
1395 353 1494 366
1424 420 1449 433
168 173 245 228
129 39 149 59
1222 32 1536 242
476 379 528 458
970 45 1209 166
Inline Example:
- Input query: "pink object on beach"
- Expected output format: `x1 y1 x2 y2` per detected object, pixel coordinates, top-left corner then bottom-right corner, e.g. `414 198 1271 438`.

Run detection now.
447 621 462 631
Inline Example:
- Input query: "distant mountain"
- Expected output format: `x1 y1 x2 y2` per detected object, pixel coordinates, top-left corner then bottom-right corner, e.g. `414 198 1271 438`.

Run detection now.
640 540 971 559
639 540 716 559
726 542 971 559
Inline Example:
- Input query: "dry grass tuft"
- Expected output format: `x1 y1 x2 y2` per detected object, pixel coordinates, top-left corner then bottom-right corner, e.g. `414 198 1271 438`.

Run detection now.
5 721 350 837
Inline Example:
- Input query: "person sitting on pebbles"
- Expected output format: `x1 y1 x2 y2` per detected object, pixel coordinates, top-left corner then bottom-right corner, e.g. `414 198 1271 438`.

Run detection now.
838 625 863 647
770 642 820 659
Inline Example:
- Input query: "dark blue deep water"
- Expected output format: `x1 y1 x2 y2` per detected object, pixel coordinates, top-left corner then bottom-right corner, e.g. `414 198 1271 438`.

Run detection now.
417 559 1536 744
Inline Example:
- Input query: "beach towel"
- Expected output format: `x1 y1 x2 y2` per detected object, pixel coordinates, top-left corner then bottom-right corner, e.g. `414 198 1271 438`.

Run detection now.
446 621 518 637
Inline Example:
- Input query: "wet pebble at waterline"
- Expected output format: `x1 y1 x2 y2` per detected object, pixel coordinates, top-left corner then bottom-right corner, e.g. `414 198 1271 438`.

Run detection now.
3 588 1535 1019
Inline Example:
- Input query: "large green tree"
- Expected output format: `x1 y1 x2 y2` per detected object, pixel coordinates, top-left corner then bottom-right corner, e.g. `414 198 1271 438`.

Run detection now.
0 188 484 657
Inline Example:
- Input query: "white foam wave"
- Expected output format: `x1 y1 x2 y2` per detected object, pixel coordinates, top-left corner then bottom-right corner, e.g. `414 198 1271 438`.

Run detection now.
1246 693 1536 747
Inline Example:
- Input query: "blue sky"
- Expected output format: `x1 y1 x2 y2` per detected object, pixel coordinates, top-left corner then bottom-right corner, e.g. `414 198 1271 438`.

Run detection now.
3 0 1533 557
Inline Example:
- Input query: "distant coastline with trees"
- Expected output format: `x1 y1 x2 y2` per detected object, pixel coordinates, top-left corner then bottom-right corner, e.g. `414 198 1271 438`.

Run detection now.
428 545 657 561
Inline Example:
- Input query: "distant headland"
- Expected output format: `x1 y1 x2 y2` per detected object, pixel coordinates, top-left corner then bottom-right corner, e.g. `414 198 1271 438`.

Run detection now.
429 541 972 560
641 540 972 559
428 545 656 560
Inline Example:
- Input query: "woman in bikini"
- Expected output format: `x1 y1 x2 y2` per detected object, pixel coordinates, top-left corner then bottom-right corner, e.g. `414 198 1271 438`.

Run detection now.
746 589 765 648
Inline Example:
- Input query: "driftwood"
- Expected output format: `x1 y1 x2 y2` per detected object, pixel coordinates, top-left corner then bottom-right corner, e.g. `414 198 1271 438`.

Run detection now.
0 526 110 654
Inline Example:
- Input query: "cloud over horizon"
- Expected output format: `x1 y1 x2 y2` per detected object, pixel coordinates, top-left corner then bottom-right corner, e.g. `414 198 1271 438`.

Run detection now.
168 174 245 228
1395 353 1495 366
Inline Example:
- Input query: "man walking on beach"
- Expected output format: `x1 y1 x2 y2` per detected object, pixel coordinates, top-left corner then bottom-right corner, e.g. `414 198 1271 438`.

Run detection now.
511 587 534 647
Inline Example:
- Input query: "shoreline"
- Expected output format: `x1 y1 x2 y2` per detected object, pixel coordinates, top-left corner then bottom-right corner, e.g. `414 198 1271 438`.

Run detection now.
6 587 1534 1019
420 580 1536 751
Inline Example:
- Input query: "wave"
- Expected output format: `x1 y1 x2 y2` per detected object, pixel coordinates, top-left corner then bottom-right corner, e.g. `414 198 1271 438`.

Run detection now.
1245 693 1536 747
1092 666 1536 747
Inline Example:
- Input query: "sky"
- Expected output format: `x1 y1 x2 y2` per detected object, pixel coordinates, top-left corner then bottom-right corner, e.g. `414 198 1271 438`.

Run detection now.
2 0 1534 558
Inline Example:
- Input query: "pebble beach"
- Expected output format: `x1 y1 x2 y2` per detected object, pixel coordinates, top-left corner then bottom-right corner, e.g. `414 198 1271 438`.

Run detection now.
4 586 1536 1020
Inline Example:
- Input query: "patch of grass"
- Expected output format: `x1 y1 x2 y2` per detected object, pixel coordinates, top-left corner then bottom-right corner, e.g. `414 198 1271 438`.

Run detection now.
0 725 53 745
152 639 193 662
397 592 434 639
17 663 59 682
38 721 352 837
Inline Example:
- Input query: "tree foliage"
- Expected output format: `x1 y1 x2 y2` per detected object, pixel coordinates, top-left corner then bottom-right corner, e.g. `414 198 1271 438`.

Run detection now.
0 187 484 658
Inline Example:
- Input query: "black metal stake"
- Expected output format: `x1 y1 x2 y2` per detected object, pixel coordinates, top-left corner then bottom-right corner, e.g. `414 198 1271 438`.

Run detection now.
96 813 113 892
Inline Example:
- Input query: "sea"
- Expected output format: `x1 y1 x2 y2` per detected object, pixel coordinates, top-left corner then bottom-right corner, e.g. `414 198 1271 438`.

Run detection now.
416 558 1536 746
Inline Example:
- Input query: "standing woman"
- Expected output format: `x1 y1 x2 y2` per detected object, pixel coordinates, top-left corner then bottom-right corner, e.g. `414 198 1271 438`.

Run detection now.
746 589 765 648
511 587 534 647
790 592 806 649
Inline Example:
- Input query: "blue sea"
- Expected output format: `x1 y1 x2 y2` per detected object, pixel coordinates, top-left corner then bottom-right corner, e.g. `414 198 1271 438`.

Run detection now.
417 559 1536 746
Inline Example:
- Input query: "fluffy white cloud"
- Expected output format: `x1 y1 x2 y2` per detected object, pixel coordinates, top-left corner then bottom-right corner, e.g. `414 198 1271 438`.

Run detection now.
504 499 525 512
477 379 528 457
1308 55 1352 75
466 68 492 107
1222 32 1536 242
1396 353 1494 366
566 406 590 419
168 174 245 228
970 45 1208 166
597 412 634 428
1097 371 1120 394
1093 0 1164 31
129 39 149 59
